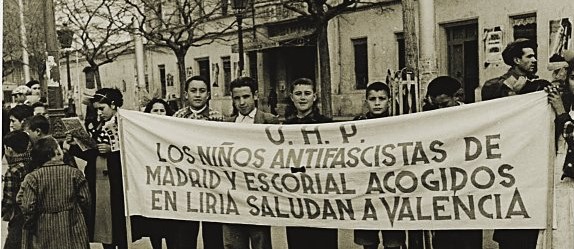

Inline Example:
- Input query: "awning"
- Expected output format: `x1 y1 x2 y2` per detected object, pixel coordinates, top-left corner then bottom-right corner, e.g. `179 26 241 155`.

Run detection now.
232 32 314 52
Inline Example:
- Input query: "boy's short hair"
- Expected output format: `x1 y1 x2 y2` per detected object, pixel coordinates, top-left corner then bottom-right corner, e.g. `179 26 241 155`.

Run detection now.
3 130 31 154
92 88 123 107
290 78 315 93
31 137 60 167
230 77 257 94
185 76 210 93
24 115 50 135
365 82 390 98
8 105 33 121
427 76 462 98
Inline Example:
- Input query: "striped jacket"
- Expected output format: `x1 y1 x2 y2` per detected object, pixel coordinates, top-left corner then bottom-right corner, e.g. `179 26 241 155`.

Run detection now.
17 160 90 249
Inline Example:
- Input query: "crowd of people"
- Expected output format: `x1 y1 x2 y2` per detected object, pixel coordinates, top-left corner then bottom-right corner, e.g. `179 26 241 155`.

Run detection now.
2 38 574 249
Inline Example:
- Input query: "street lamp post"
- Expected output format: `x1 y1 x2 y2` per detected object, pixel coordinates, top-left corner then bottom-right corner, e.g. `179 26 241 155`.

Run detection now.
231 0 249 77
57 23 76 116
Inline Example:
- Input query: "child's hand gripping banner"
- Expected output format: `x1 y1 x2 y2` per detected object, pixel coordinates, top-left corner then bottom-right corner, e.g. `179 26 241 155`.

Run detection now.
118 92 553 230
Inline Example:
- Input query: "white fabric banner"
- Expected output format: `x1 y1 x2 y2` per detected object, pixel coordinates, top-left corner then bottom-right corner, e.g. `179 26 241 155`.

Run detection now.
119 92 553 230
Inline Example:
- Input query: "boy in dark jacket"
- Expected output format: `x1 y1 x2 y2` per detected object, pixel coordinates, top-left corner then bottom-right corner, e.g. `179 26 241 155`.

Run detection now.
283 78 335 249
353 82 407 249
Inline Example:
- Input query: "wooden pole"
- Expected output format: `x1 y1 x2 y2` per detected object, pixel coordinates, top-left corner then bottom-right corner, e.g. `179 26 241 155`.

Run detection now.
401 0 419 74
18 0 30 83
401 0 425 247
44 0 63 108
418 0 437 100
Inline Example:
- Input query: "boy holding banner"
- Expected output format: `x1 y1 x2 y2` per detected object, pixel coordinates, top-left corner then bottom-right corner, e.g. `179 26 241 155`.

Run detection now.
283 78 336 249
223 76 278 249
426 76 482 249
173 76 224 249
353 82 407 249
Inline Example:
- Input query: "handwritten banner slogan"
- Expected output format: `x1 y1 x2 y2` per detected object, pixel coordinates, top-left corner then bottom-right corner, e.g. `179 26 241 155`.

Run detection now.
118 92 553 230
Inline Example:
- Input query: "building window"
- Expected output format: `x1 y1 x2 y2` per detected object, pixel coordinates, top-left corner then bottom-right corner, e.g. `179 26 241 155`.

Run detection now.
353 38 368 90
196 58 211 85
159 64 167 98
396 33 405 71
511 14 537 43
222 57 232 96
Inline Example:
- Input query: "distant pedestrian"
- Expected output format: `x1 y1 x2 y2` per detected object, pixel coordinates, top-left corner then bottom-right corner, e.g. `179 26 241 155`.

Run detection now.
25 80 44 105
31 102 48 118
268 88 278 115
11 85 31 107
17 137 90 249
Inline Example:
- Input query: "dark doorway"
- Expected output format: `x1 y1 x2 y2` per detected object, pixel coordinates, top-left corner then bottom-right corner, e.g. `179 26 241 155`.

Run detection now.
284 46 316 86
265 45 316 117
446 22 479 103
268 46 316 95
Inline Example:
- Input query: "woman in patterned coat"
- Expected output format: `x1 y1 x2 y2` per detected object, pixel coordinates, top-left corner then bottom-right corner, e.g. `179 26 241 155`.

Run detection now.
17 137 91 249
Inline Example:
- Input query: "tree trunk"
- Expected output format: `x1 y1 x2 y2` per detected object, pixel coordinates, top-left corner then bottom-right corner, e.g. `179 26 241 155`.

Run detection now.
94 67 102 90
316 23 332 118
176 52 187 107
401 0 419 72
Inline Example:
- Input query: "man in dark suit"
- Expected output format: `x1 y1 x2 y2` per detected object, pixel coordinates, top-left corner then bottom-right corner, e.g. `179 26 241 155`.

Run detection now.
223 77 278 249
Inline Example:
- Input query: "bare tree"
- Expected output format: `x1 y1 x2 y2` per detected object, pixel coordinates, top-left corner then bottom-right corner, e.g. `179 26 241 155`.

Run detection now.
3 2 22 78
56 0 133 89
126 0 235 103
283 0 368 117
3 0 48 82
